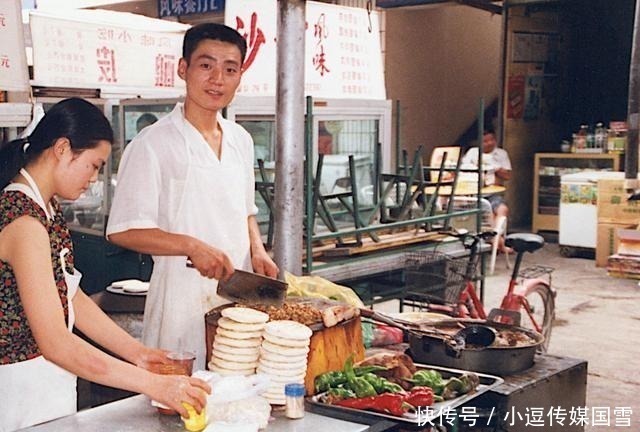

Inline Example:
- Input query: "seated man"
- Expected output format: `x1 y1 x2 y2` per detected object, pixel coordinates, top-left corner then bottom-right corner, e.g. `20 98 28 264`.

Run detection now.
462 128 512 251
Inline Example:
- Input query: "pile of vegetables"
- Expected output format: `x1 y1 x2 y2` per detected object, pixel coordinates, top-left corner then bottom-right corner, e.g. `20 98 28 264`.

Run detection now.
314 356 479 418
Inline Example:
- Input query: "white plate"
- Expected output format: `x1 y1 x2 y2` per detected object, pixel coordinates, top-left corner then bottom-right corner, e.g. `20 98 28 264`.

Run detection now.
106 285 148 296
387 311 450 324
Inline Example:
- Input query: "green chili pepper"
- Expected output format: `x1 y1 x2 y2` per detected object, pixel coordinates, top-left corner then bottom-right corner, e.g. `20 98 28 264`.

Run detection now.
344 355 377 398
353 365 388 376
328 387 356 399
410 370 445 395
315 371 348 392
362 373 386 393
381 381 405 394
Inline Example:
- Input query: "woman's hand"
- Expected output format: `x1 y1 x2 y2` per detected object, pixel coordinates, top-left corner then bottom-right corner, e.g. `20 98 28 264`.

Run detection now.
149 374 211 418
134 347 170 370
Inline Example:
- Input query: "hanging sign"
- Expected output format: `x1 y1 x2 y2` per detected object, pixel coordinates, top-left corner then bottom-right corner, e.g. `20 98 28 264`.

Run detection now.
158 0 225 18
225 0 386 100
29 9 188 90
0 0 30 91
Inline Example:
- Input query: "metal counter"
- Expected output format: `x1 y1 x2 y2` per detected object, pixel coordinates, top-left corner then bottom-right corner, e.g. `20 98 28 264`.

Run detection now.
22 394 372 432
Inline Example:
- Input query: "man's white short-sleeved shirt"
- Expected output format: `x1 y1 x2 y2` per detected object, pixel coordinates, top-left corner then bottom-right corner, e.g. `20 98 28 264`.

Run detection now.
462 147 512 172
106 103 258 238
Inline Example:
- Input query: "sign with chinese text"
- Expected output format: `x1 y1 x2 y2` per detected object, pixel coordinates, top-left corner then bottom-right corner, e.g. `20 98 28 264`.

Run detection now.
158 0 225 18
29 9 188 90
0 0 29 91
225 0 386 100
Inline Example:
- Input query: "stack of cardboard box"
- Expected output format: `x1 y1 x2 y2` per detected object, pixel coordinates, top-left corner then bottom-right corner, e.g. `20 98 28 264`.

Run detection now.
596 179 640 276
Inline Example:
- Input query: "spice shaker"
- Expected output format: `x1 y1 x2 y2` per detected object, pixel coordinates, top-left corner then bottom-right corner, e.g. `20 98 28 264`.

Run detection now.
284 383 305 419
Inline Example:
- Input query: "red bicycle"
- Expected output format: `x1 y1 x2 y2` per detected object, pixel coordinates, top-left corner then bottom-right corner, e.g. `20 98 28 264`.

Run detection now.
402 230 556 351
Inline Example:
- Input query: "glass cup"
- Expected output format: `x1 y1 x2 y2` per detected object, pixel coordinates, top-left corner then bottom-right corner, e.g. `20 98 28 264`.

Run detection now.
151 351 196 415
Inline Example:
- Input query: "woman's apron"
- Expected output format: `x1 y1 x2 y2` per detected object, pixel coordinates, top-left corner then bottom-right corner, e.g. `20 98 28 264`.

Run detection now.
142 113 252 371
0 169 82 432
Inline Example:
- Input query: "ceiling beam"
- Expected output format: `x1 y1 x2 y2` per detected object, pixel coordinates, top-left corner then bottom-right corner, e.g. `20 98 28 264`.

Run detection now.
457 0 503 14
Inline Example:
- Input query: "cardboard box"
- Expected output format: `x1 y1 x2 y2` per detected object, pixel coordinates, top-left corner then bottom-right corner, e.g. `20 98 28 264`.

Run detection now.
596 223 636 267
597 179 640 224
616 228 640 256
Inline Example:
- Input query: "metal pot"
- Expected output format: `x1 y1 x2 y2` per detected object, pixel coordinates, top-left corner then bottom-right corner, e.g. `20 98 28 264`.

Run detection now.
407 319 543 376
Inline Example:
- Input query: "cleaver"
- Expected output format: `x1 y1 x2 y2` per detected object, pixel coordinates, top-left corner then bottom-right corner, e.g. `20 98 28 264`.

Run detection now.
217 269 288 307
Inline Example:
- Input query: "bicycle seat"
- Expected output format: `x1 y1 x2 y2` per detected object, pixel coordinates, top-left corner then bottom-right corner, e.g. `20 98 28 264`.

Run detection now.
505 233 545 253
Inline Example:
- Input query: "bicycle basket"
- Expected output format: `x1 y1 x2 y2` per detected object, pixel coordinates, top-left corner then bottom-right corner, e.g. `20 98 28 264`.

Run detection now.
404 251 477 304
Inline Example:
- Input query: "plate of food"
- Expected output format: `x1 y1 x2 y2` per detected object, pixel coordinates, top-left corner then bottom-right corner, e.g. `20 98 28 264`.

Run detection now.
307 352 503 425
106 279 149 296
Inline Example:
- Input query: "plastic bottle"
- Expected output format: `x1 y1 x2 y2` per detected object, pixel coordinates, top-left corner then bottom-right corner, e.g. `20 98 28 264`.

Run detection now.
575 124 588 150
595 122 607 152
284 383 305 419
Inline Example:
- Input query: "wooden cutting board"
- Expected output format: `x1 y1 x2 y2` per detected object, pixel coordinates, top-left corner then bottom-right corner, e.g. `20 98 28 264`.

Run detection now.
304 315 365 395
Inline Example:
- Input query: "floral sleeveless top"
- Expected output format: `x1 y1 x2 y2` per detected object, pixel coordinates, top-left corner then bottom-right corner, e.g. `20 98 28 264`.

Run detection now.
0 189 75 365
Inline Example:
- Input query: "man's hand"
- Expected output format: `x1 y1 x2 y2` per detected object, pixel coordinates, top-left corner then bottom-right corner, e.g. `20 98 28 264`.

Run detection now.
188 240 234 281
252 249 279 278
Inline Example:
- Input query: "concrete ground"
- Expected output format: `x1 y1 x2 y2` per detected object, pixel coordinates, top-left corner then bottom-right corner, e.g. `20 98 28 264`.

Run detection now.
485 242 640 431
376 241 640 430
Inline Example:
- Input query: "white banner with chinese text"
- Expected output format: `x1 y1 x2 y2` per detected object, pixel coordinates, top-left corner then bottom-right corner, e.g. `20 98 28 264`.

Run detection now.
225 1 386 100
0 0 30 91
29 9 188 91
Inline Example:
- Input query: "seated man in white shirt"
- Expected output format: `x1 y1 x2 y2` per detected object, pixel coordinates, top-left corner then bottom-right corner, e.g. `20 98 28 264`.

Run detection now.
462 128 512 252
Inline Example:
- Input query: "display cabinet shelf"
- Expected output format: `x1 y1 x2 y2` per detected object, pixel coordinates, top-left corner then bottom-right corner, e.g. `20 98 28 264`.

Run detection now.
532 152 622 233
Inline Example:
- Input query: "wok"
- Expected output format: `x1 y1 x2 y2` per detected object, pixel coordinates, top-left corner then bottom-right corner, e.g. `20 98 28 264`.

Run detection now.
407 318 544 376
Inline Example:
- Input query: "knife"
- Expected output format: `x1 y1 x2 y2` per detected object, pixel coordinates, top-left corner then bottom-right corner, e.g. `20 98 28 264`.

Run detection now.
216 269 287 307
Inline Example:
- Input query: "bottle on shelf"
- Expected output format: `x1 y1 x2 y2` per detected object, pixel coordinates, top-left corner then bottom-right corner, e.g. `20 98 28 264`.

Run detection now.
594 122 607 152
573 124 588 151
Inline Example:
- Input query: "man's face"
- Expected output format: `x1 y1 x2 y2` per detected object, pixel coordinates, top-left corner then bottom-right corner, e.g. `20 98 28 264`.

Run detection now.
482 132 497 153
178 39 243 113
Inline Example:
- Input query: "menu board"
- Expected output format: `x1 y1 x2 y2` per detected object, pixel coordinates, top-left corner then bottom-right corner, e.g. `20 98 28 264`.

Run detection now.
0 0 29 91
29 9 188 90
225 0 386 100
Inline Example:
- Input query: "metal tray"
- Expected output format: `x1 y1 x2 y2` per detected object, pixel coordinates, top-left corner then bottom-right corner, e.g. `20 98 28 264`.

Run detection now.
306 363 504 425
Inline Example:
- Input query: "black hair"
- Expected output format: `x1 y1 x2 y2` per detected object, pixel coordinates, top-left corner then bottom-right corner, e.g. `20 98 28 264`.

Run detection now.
182 23 247 66
0 97 113 189
483 126 496 136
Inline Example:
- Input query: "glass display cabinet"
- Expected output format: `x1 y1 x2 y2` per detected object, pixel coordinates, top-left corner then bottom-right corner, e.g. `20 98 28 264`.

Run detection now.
532 152 622 233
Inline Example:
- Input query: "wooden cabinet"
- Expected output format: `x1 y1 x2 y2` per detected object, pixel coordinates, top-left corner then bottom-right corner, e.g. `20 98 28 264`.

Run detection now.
532 152 622 233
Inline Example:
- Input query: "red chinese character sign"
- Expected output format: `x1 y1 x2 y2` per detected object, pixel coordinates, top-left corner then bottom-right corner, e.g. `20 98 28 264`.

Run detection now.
29 9 188 91
0 0 29 91
225 0 385 100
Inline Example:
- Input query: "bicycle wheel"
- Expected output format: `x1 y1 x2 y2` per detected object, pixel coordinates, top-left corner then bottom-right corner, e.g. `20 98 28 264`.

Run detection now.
521 283 555 352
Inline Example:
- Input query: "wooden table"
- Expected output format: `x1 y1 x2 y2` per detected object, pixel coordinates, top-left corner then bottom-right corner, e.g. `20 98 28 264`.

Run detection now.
422 184 506 196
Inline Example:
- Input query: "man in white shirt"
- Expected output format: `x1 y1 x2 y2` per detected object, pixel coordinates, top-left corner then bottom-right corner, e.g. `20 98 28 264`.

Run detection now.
462 128 512 251
106 23 278 369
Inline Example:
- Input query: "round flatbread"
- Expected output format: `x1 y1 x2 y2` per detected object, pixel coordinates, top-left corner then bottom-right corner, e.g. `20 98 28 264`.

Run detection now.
216 327 264 340
261 340 309 356
210 356 259 371
221 307 269 324
212 349 259 363
264 320 313 341
208 363 255 376
263 333 310 348
214 342 260 356
218 317 266 332
214 335 261 348
259 348 308 364
257 364 307 377
262 372 306 383
259 358 307 371
263 393 286 405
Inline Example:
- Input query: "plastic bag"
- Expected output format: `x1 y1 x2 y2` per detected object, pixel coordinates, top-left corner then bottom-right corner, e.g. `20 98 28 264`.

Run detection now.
284 272 365 307
192 372 271 429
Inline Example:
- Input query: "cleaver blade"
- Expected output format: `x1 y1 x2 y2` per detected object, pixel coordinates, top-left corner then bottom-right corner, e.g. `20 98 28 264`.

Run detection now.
217 269 287 307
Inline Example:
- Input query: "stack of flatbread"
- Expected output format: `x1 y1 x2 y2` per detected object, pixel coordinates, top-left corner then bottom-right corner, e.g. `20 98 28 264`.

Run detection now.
258 320 312 405
208 307 269 376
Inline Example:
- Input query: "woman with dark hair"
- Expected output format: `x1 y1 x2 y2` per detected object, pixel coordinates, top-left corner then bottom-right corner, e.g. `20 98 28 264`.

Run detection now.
0 98 209 431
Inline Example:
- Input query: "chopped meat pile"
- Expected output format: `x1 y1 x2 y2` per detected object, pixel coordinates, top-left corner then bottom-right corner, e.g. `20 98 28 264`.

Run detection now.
357 352 417 390
494 329 538 347
248 302 323 326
